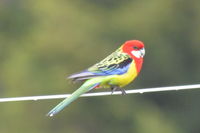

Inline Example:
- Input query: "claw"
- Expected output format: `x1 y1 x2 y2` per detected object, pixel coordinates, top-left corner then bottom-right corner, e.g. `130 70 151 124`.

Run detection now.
111 87 117 94
110 86 126 95
120 88 126 95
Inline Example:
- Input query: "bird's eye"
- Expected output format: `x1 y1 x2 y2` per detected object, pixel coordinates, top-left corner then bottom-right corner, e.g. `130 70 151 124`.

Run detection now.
133 46 139 50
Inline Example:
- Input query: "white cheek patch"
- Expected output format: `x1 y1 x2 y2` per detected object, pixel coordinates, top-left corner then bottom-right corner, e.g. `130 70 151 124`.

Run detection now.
131 50 141 58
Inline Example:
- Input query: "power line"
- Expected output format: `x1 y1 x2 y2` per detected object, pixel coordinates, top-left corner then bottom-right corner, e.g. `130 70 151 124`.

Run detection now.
0 84 200 103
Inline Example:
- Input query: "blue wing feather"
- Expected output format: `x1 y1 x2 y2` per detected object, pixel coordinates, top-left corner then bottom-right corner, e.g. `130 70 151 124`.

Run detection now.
91 63 131 75
68 50 132 81
68 58 132 81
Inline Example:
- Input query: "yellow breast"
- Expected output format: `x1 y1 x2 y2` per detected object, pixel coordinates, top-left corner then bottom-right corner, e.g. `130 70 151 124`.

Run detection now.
97 60 138 88
114 60 138 87
97 60 137 88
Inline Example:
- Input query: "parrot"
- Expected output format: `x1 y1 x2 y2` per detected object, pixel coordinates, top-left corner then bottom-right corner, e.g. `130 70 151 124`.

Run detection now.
47 40 145 116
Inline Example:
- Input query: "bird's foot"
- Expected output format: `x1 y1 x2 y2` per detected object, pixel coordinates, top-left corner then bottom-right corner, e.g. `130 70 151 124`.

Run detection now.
111 86 126 95
120 88 126 95
111 87 117 94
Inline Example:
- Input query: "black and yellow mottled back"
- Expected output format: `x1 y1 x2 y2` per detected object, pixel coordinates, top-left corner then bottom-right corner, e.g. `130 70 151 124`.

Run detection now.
88 48 132 73
68 48 133 81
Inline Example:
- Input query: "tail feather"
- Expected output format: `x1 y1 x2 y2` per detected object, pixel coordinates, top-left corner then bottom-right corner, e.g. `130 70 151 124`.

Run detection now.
47 83 99 117
68 71 96 79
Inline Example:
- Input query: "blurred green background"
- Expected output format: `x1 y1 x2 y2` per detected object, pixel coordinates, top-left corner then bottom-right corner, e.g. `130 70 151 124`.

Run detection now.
0 0 200 133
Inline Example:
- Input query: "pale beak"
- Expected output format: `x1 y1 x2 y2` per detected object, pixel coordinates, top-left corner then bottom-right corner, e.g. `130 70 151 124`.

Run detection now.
131 48 145 58
140 48 145 57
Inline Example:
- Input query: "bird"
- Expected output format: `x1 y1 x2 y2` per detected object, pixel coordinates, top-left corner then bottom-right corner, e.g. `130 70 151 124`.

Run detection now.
47 40 145 116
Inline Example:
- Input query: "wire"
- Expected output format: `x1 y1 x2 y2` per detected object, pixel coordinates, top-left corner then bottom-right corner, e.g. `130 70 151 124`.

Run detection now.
0 84 200 102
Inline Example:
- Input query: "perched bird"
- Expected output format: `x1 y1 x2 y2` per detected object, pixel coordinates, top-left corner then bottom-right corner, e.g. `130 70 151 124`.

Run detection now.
47 40 145 116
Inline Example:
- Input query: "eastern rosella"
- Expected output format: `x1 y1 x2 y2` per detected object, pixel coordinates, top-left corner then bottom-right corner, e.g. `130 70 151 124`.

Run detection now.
47 40 145 116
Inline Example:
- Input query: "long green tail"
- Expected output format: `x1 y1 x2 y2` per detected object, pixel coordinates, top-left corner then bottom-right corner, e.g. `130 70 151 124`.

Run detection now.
47 81 100 117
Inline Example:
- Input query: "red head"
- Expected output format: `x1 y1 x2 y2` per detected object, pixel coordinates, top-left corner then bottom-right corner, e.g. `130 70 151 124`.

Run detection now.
122 40 145 73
